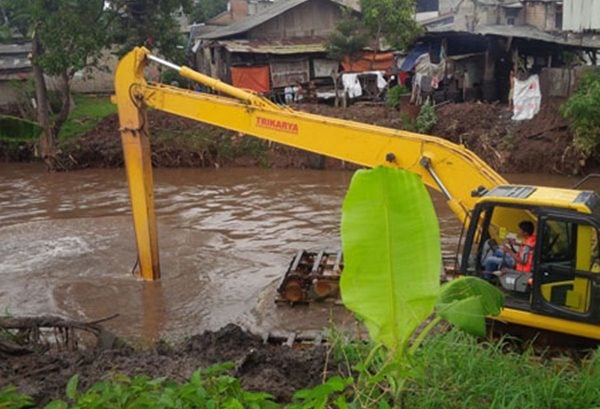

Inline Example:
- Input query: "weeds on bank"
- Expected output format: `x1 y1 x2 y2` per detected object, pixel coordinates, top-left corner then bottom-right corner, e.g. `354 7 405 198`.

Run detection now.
320 329 600 409
41 363 278 409
58 95 116 140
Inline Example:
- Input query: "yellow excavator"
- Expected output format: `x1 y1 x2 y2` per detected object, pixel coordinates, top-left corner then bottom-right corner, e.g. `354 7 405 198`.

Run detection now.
114 47 600 341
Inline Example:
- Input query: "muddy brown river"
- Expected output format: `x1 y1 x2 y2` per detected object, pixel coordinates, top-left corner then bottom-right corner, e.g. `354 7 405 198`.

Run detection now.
1 163 597 344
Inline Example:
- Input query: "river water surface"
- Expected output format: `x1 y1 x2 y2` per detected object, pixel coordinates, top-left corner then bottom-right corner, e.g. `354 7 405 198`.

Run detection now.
0 163 597 343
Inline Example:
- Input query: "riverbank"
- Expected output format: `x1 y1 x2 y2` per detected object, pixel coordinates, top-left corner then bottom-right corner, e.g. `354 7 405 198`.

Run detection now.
1 97 595 175
2 321 599 408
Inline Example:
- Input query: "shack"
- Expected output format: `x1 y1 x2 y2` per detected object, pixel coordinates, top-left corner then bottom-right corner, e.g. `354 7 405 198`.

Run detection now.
190 0 360 100
400 0 600 105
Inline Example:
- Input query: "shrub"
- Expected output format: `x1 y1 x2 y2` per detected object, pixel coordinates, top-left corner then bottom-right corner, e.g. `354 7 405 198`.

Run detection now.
385 84 409 109
561 70 600 158
416 99 437 134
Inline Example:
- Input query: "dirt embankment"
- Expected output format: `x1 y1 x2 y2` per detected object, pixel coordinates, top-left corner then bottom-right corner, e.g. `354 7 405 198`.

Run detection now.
3 99 593 174
0 324 331 406
431 99 584 174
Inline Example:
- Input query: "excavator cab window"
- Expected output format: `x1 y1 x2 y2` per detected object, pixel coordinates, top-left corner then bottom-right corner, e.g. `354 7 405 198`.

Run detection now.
532 215 600 322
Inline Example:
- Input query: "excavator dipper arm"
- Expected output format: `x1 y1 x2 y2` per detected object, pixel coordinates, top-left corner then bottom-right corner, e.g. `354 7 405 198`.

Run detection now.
115 47 507 280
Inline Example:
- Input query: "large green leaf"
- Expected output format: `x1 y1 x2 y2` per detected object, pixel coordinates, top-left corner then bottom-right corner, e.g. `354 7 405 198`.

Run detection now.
0 115 42 142
340 166 441 351
436 276 504 337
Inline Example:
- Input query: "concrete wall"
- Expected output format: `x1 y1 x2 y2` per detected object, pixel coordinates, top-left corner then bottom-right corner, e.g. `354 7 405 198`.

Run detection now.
523 1 561 31
69 50 118 94
248 0 342 39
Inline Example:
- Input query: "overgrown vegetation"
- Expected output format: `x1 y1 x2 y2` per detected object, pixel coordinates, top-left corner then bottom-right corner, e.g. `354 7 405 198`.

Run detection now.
398 100 437 134
416 100 437 134
42 364 278 409
58 95 116 140
327 329 600 409
385 85 409 109
561 70 600 160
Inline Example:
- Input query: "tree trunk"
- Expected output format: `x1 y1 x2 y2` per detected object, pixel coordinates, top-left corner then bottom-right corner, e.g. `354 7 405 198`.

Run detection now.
32 31 57 170
53 70 71 136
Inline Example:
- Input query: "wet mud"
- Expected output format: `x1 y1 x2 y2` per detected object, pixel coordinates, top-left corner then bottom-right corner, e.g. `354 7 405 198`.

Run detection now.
0 324 331 405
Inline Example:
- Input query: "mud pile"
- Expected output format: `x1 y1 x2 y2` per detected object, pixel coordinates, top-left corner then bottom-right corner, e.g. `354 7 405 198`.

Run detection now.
0 324 331 406
432 99 579 174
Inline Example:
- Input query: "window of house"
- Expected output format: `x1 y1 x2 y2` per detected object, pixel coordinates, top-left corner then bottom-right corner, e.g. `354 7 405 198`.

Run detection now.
416 0 439 13
555 5 563 30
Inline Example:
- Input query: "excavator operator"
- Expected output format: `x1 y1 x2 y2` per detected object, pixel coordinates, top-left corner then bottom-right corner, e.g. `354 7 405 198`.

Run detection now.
483 221 537 278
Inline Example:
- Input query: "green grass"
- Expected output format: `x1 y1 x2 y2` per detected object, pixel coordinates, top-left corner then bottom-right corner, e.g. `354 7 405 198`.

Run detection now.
58 94 116 140
405 331 600 409
328 328 600 408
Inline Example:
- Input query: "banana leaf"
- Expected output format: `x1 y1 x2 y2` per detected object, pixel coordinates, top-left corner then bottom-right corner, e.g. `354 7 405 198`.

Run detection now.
0 115 43 142
340 166 441 351
436 276 504 337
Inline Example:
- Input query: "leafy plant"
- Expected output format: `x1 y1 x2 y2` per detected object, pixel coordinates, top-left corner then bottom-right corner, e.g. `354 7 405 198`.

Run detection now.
46 363 278 409
0 116 43 142
339 166 503 406
385 85 408 109
0 387 33 409
341 167 442 351
287 376 353 409
416 99 437 134
561 70 600 159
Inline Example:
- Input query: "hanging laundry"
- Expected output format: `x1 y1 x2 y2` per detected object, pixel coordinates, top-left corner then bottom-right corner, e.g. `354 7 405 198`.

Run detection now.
512 74 542 121
342 73 363 99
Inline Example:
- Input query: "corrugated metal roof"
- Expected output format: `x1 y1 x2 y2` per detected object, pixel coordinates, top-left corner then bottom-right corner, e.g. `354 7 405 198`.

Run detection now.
197 0 309 39
0 56 31 71
427 24 600 49
220 37 327 54
196 0 358 40
0 43 32 54
476 24 600 48
0 42 32 78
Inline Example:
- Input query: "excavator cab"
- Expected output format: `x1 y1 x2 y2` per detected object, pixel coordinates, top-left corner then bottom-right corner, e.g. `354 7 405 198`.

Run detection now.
460 187 600 327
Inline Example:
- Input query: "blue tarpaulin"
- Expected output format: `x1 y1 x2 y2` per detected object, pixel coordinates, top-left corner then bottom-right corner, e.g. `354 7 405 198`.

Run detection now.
399 43 441 72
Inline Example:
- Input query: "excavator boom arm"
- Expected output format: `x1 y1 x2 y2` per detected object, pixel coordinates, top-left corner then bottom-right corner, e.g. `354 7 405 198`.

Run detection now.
115 47 507 280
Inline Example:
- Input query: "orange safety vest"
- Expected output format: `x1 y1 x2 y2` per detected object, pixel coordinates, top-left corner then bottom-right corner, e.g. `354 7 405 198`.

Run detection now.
516 235 537 272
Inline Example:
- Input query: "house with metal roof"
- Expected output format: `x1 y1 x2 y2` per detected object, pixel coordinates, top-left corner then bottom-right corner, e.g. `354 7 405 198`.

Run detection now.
0 43 32 107
190 0 360 98
401 0 600 105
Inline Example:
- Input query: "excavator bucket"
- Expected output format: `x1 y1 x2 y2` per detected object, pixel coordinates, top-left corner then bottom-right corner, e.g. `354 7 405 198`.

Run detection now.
276 250 343 304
